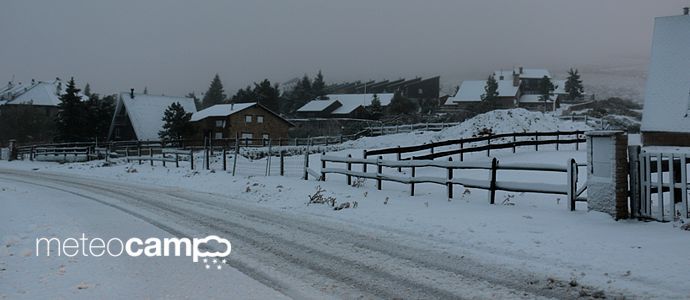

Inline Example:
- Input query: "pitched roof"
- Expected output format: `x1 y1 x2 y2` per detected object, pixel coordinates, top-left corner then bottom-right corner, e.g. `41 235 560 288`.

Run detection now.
190 103 255 121
641 14 690 133
449 80 519 103
494 69 551 80
327 93 394 114
296 99 340 112
0 79 87 106
118 93 197 141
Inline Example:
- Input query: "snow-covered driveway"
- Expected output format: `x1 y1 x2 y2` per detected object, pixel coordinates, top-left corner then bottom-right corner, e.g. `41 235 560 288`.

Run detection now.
0 168 624 299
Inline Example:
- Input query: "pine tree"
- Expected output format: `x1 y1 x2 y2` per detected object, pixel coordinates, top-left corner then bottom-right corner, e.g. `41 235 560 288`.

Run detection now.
84 94 115 141
253 79 281 112
388 92 417 115
201 74 226 109
55 78 87 142
538 76 556 112
564 68 584 100
481 75 499 101
83 83 92 97
312 70 326 97
159 102 193 141
368 94 382 119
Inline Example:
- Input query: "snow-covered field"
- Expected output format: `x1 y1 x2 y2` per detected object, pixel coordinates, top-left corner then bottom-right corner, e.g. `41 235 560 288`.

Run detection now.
1 110 688 298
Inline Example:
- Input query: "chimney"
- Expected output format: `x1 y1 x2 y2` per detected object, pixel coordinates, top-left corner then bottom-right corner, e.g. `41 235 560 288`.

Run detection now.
684 7 689 15
130 88 135 99
231 103 234 110
512 70 520 87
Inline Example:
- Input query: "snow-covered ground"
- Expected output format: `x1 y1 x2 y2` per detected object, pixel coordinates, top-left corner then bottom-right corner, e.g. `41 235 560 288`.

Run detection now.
2 110 688 298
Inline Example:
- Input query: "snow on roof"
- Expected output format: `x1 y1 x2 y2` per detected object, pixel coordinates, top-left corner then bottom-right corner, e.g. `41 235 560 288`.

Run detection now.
641 14 690 133
448 80 519 103
519 94 555 103
494 69 551 80
296 99 340 112
0 80 86 106
327 93 394 114
121 93 197 141
191 103 255 122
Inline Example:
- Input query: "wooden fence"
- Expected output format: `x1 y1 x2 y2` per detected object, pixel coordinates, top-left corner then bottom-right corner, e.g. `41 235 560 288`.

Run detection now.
367 122 461 136
364 130 586 161
629 146 690 221
318 154 581 210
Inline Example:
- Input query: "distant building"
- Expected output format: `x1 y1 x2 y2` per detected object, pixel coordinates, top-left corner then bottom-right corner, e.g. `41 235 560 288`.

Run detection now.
191 102 293 143
107 90 197 141
444 67 565 112
0 78 87 144
296 93 394 119
641 10 690 146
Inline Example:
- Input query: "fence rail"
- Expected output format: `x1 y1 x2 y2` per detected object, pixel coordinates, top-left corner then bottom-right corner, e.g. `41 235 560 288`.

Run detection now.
367 122 461 136
318 154 580 210
365 130 586 161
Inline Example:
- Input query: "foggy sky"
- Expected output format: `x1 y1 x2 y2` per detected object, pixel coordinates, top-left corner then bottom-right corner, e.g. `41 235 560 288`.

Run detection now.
0 0 687 97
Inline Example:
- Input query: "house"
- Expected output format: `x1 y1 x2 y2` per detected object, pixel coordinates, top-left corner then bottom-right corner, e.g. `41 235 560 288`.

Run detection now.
444 67 565 112
107 90 197 141
191 102 293 143
296 93 395 119
0 78 86 144
641 9 690 146
444 79 520 110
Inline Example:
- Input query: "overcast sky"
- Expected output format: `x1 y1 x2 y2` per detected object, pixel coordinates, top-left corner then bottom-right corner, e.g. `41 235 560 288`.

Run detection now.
0 0 687 96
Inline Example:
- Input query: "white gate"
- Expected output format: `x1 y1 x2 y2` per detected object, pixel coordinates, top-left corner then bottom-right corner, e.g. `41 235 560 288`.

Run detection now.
630 146 690 221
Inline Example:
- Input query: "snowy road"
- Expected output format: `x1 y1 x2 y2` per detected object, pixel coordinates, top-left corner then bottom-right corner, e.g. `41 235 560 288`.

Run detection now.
0 168 624 299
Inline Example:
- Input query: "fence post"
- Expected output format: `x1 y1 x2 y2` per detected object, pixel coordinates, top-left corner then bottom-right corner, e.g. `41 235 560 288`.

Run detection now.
512 133 516 153
377 156 383 190
150 147 154 166
410 158 416 196
190 149 194 170
460 142 464 162
681 154 689 219
321 152 326 181
280 150 285 176
362 150 368 173
397 146 402 172
566 158 577 211
223 147 227 171
556 131 560 151
447 157 454 199
205 143 210 170
489 158 498 204
346 154 352 186
175 153 179 168
302 150 309 180
534 132 539 152
628 145 641 217
30 146 34 161
138 143 142 165
487 136 491 157
232 139 239 176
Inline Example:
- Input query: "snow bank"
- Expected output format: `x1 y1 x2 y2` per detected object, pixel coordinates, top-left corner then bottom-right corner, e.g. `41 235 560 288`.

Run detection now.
343 108 591 150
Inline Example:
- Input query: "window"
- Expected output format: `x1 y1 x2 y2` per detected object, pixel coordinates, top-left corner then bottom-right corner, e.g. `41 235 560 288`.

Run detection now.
114 128 121 139
245 115 252 123
257 115 264 123
214 132 223 139
215 120 225 128
241 132 253 144
262 133 269 140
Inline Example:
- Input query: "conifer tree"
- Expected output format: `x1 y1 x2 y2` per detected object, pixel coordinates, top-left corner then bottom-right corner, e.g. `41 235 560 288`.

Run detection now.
564 68 584 100
368 94 382 119
201 74 226 109
55 78 87 141
538 76 556 112
159 102 193 141
312 70 326 97
481 75 499 102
